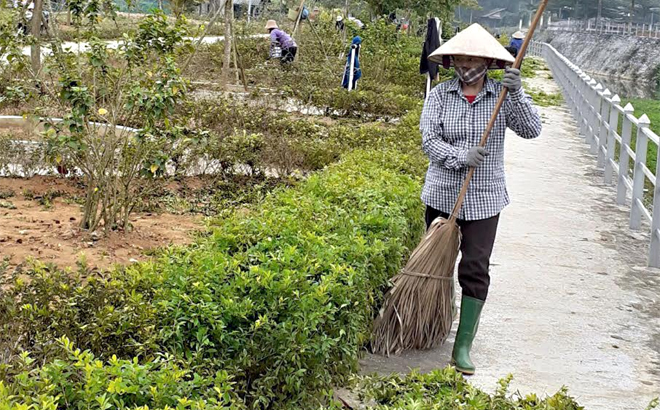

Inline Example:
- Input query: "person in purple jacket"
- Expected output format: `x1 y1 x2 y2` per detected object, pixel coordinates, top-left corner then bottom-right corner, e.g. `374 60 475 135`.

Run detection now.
265 20 298 64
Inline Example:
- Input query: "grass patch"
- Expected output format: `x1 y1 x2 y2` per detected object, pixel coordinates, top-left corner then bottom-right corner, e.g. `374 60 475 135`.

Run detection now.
527 88 563 107
624 98 660 137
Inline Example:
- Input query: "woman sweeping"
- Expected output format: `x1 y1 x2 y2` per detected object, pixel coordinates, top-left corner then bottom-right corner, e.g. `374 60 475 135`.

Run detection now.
420 23 542 375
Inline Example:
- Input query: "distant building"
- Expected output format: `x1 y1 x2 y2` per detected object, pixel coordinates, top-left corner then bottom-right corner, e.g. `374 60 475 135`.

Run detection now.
477 8 507 29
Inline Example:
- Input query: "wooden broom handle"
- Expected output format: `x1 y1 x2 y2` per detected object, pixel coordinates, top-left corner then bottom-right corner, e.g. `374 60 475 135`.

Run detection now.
449 0 549 222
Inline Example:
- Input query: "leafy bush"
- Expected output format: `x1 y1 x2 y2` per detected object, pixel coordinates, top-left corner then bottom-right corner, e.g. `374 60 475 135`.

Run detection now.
324 369 583 410
0 337 243 410
6 11 198 232
0 134 49 178
184 16 436 119
0 147 426 408
184 98 340 175
304 87 419 119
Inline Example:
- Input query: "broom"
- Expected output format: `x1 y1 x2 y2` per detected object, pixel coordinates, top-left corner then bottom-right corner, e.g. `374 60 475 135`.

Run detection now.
370 0 549 356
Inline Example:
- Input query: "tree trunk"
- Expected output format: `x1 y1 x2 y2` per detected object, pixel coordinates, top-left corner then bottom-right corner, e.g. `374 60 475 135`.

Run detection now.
342 0 348 46
222 0 233 88
31 0 44 74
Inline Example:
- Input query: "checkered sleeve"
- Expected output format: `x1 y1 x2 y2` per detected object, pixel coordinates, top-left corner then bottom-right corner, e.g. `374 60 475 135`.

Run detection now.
505 88 542 139
420 89 468 170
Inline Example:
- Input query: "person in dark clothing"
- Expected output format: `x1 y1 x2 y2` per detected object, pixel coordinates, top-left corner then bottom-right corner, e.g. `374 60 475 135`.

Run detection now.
505 46 518 58
420 18 442 99
509 31 525 55
336 15 344 31
388 12 396 23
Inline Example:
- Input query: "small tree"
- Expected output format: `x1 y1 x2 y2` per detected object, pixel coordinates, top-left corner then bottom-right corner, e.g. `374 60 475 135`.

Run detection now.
34 11 195 231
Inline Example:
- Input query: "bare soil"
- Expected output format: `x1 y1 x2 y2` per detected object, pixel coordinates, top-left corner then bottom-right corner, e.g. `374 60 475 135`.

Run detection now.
0 176 202 273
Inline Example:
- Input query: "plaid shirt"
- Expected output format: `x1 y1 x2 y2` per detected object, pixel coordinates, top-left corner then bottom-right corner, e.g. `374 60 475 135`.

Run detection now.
420 77 542 221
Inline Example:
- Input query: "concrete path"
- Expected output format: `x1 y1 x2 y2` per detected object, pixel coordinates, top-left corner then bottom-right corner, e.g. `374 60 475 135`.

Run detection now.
360 71 660 409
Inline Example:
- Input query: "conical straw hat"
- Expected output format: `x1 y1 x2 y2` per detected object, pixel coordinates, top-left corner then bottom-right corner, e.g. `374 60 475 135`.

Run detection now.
512 30 525 39
428 23 515 69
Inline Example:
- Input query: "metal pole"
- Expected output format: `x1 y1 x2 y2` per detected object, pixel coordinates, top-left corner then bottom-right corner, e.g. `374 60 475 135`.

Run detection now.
348 46 355 91
247 0 251 23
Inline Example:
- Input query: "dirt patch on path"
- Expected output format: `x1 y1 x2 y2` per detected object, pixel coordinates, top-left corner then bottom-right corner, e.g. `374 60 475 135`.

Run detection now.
0 176 202 273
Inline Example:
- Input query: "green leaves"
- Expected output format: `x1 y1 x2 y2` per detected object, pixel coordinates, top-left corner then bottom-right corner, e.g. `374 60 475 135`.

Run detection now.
0 337 242 410
122 10 191 65
0 147 424 408
349 370 584 410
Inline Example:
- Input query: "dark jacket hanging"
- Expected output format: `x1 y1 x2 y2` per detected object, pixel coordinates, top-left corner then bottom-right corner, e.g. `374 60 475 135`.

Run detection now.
420 18 441 79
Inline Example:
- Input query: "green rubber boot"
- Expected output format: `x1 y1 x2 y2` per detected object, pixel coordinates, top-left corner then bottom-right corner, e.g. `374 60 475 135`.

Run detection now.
451 295 484 375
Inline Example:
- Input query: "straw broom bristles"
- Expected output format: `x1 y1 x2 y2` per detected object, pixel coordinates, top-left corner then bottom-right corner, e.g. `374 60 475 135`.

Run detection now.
370 216 461 356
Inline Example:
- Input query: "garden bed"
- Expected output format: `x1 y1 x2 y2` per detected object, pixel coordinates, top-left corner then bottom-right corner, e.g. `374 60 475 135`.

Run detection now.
0 7 589 410
0 176 201 271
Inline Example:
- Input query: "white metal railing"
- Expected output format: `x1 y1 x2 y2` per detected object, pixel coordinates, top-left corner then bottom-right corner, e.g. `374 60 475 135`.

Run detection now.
544 20 660 39
528 41 660 268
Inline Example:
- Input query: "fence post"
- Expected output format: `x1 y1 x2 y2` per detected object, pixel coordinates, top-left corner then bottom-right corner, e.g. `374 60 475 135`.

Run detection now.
578 74 590 141
568 67 576 112
617 103 635 205
590 82 603 155
630 114 651 230
582 75 593 143
650 134 660 267
598 88 612 167
605 94 621 185
571 68 580 118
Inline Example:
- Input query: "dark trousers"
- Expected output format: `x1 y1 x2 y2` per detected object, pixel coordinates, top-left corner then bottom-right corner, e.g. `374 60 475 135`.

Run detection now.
281 46 297 64
425 206 500 301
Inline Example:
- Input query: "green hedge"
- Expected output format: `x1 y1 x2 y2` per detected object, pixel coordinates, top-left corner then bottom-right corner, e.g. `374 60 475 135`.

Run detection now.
0 148 426 409
325 370 583 410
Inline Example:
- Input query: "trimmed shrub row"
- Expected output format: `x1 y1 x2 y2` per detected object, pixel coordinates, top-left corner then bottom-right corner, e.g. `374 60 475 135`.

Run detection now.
0 148 426 409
